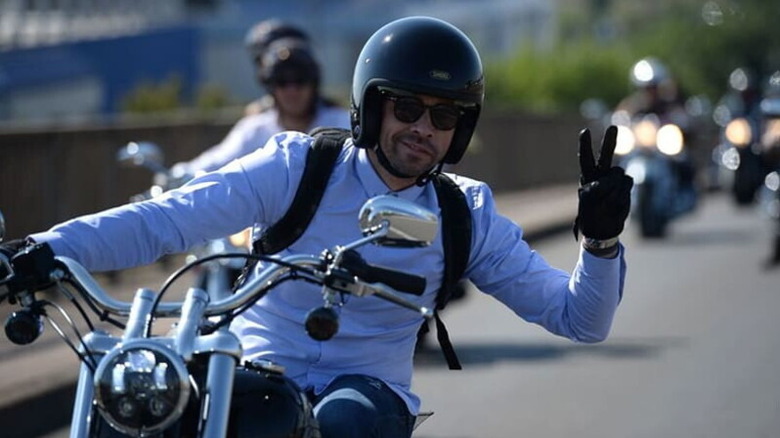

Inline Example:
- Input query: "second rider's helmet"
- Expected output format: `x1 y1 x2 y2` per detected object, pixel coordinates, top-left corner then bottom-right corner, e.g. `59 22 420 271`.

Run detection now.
630 57 670 89
350 16 485 164
245 19 310 65
259 38 321 93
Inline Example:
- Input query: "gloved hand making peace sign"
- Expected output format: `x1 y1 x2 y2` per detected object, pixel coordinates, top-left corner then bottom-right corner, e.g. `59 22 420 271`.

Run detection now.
573 125 633 256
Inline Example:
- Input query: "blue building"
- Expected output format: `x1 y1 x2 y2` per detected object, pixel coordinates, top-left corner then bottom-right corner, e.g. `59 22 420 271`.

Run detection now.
0 0 555 123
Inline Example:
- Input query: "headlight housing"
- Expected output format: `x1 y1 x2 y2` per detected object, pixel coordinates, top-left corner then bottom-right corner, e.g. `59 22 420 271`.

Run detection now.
94 341 190 436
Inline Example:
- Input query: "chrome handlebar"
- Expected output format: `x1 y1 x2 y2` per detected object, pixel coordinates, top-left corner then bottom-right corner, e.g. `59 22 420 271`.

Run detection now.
55 254 433 319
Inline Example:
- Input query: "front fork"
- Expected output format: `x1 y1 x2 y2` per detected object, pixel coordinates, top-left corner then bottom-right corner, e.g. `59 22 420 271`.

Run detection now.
69 287 243 438
198 353 237 437
69 332 114 438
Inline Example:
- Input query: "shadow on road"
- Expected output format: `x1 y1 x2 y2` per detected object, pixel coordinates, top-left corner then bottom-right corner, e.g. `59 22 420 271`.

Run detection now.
413 336 687 368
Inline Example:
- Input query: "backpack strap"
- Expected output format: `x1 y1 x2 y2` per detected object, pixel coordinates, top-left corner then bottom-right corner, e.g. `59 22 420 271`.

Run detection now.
430 173 472 370
245 129 473 370
253 128 350 255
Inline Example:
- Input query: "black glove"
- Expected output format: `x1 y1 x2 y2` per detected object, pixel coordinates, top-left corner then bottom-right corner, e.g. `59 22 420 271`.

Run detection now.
0 238 30 254
0 239 30 282
573 126 633 241
0 240 57 291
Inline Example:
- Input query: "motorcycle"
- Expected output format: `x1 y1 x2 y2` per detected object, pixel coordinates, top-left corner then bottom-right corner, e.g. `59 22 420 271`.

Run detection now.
713 115 767 205
612 111 697 238
757 115 780 266
117 142 249 295
0 195 437 437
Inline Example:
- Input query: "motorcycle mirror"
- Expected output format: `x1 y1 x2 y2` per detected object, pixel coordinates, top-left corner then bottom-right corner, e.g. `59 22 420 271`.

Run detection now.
305 306 339 341
5 308 44 345
117 141 166 173
358 196 438 247
0 209 5 242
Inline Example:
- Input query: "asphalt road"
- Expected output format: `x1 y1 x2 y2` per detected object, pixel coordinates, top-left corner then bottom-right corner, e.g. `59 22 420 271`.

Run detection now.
14 190 780 437
411 192 780 438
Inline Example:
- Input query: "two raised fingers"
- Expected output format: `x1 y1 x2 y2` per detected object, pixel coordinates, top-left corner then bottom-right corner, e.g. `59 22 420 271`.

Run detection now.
579 125 618 184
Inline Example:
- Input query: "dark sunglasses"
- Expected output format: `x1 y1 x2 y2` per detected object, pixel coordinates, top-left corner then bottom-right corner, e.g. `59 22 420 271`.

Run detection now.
383 93 462 131
271 76 311 88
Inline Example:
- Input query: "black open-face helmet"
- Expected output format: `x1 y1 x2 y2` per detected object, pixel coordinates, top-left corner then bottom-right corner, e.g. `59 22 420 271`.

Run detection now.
350 16 484 165
259 38 321 92
245 19 310 65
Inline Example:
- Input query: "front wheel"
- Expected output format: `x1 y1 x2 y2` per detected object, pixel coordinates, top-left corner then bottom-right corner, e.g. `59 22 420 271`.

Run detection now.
637 181 668 238
732 153 764 206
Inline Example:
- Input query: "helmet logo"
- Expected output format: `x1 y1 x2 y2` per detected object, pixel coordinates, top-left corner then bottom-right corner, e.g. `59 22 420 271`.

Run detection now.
429 70 451 81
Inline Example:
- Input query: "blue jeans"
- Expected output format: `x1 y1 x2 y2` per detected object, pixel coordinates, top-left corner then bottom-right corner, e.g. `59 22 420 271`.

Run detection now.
311 374 415 438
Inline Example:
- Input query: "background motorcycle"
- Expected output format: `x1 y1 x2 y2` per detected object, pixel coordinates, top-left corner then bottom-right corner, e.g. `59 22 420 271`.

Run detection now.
117 141 249 296
713 115 768 206
0 195 437 437
612 112 697 238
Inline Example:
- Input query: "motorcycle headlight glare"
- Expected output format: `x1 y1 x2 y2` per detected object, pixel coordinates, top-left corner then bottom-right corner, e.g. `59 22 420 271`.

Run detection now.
634 119 658 149
94 341 190 436
725 118 752 147
657 124 684 156
615 125 635 155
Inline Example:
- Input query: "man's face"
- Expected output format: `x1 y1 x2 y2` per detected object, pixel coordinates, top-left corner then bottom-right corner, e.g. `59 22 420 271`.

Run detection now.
376 92 458 179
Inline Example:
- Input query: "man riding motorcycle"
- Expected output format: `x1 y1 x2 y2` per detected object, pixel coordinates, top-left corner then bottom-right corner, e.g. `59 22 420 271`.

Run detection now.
3 16 632 438
180 25 350 174
165 22 350 291
613 57 698 235
760 70 780 267
712 66 767 203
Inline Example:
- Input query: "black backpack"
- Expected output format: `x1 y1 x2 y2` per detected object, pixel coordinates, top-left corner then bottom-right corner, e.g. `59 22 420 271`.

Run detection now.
251 127 472 369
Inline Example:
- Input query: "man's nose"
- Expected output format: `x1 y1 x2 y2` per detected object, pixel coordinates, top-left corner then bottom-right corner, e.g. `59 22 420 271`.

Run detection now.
409 109 436 136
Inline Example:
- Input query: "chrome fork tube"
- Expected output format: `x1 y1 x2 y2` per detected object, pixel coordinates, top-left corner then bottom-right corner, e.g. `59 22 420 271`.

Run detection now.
199 353 237 437
69 332 118 438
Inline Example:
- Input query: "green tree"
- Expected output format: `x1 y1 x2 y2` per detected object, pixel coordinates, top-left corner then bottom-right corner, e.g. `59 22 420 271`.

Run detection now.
487 0 780 113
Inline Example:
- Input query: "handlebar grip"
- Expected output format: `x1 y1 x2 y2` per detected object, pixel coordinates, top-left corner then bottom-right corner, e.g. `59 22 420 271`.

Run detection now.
361 264 427 296
340 250 426 296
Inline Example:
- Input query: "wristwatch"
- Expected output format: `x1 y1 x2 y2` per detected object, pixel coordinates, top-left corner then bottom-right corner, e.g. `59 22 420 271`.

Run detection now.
582 236 619 250
582 236 619 258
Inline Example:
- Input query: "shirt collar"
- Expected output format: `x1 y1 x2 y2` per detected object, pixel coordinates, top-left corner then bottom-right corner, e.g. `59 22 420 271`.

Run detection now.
354 146 426 201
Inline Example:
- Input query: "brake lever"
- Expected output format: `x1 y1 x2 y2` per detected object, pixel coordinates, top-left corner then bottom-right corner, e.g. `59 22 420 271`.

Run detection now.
344 281 433 318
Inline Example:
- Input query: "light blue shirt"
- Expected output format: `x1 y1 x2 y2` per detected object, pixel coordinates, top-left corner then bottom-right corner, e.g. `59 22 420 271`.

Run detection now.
32 131 626 415
184 103 350 173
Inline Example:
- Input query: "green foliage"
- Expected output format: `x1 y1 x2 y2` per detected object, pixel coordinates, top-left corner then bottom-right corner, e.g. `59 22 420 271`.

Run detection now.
121 75 184 114
488 0 780 113
485 41 634 114
195 84 233 110
120 76 237 115
627 0 780 99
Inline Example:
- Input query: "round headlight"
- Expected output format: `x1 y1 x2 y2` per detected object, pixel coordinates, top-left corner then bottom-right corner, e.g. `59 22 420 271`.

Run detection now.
657 124 684 156
725 118 752 147
94 341 190 436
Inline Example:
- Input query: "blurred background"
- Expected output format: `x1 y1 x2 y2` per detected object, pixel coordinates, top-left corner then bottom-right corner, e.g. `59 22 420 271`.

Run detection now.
1 0 778 238
2 2 780 437
2 0 778 119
